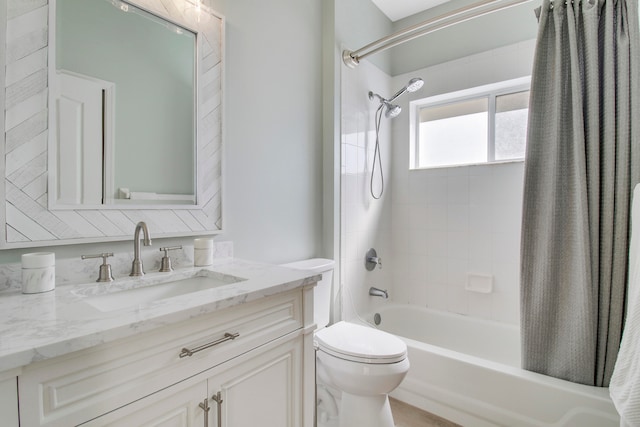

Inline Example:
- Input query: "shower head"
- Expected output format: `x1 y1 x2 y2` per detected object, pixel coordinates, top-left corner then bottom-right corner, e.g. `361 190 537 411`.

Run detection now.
388 77 424 103
368 77 424 119
369 92 402 119
406 77 424 92
384 102 401 118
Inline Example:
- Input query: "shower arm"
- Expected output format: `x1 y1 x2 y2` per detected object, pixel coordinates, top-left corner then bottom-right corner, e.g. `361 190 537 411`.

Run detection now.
369 77 422 112
369 92 399 113
387 87 409 104
343 0 533 68
369 91 386 103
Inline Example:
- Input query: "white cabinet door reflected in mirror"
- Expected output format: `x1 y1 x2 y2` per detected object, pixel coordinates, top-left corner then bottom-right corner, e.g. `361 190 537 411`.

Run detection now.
55 71 112 205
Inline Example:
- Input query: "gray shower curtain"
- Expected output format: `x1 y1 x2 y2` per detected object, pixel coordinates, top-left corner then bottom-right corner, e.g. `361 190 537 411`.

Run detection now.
521 0 640 386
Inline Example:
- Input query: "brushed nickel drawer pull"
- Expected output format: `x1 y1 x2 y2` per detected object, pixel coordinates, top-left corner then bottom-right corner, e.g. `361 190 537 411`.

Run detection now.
179 332 240 358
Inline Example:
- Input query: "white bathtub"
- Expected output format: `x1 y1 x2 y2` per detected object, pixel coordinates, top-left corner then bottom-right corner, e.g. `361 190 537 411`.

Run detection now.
364 305 620 427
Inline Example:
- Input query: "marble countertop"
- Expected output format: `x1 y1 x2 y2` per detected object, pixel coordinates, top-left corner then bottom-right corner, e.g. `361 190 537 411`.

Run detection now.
0 258 319 373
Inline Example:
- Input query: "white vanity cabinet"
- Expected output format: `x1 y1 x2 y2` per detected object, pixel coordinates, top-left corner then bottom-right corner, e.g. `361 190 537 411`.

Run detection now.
88 332 303 427
17 288 314 427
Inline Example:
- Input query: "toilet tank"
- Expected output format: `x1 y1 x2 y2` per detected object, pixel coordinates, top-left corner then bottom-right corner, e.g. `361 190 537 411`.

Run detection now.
280 258 335 329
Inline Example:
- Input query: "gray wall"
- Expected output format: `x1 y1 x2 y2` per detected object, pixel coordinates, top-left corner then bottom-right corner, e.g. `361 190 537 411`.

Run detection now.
212 0 323 263
335 0 393 74
378 0 539 75
0 0 324 266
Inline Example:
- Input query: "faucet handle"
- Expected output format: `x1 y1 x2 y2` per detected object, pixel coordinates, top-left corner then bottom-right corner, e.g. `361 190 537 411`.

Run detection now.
81 253 115 282
368 256 382 267
159 246 182 272
365 248 382 271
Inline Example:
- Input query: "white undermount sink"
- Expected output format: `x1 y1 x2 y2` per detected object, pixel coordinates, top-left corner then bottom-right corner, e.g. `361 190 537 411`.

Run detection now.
82 272 246 313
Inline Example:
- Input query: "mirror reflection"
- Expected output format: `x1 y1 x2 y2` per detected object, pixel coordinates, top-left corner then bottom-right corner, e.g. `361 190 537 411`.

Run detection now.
54 0 197 206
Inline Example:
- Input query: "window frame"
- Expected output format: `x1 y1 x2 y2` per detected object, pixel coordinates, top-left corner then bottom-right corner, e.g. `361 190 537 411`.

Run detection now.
409 76 531 170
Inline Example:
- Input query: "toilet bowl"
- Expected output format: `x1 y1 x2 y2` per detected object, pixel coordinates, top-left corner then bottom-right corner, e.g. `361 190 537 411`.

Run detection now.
315 321 409 427
281 259 409 427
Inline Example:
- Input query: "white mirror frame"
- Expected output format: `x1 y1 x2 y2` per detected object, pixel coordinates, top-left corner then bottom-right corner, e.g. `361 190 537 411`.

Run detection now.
1 0 223 248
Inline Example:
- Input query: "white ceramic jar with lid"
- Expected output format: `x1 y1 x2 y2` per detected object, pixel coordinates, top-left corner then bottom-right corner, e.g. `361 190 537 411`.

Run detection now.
194 238 214 267
21 252 55 294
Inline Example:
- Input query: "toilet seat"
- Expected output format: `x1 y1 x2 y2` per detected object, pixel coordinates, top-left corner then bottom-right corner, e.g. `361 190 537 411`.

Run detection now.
315 321 407 364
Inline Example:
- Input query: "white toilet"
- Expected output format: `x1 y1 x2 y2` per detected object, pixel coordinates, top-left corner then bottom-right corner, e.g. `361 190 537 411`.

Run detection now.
282 258 409 427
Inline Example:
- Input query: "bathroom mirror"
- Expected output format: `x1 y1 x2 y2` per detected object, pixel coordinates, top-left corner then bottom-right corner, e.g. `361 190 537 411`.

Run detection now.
2 0 224 247
53 0 197 206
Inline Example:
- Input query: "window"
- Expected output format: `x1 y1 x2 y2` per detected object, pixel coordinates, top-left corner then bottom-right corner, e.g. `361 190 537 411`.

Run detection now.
410 77 531 169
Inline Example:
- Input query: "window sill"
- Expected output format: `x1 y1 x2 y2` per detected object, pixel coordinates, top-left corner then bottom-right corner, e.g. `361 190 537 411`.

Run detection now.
410 158 524 172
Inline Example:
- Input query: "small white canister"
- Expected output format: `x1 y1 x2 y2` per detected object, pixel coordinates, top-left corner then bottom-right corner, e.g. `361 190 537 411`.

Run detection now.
194 238 214 267
22 252 55 294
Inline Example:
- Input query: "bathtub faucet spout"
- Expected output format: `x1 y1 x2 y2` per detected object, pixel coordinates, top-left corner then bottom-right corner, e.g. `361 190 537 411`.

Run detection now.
369 287 388 299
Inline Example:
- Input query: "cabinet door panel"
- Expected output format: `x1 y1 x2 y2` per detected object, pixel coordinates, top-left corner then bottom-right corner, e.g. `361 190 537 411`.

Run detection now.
0 376 19 427
225 358 292 425
210 335 303 427
83 380 207 427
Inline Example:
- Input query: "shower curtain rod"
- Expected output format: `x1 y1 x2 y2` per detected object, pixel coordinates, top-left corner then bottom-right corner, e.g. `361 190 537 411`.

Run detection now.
342 0 534 68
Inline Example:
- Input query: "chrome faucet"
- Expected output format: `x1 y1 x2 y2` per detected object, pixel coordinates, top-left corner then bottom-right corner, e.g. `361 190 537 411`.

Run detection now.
369 286 388 299
130 221 152 276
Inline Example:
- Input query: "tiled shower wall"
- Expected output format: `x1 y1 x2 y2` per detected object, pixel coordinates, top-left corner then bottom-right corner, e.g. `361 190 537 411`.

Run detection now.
340 60 394 322
391 163 524 324
390 40 536 325
340 40 536 326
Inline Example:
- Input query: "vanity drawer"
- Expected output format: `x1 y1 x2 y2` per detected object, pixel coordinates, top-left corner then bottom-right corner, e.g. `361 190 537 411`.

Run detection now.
19 290 303 427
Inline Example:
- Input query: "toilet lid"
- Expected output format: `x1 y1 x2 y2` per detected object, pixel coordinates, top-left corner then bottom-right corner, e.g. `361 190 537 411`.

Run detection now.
315 321 407 364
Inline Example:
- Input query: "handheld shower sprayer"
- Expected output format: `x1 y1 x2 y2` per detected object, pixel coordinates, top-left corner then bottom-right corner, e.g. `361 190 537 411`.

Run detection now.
368 77 424 118
388 77 425 103
368 77 424 200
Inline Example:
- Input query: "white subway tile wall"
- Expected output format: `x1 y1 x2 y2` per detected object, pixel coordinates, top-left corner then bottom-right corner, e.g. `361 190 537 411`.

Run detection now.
391 163 523 324
341 40 535 326
340 59 395 321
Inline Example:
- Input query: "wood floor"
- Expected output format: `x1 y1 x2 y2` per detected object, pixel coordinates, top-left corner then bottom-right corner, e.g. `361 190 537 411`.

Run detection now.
390 398 461 427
